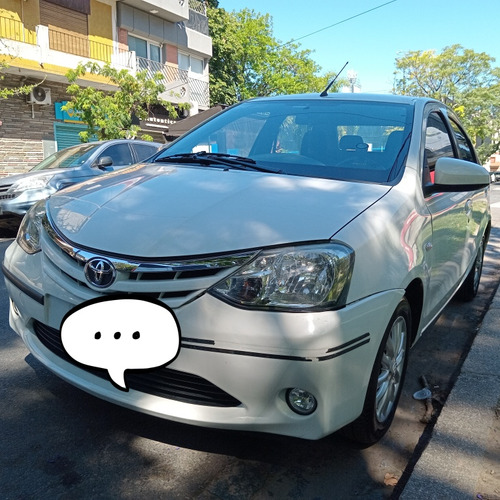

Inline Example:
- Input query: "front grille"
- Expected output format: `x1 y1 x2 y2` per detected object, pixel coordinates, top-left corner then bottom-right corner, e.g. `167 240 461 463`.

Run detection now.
41 219 256 308
34 321 241 408
0 183 14 194
0 193 16 200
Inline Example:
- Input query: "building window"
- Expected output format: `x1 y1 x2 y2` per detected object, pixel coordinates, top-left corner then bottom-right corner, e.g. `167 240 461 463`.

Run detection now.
179 53 204 75
128 34 161 63
190 57 204 75
149 44 161 63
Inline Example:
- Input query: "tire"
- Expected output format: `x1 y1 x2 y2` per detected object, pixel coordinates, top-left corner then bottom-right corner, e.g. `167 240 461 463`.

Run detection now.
457 237 485 301
341 298 411 445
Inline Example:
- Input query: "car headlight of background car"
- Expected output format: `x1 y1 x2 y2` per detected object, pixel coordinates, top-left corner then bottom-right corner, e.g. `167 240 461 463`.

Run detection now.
17 200 46 254
12 174 54 193
210 243 354 311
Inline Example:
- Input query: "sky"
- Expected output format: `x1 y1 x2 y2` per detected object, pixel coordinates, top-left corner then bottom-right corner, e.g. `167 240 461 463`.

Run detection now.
217 0 500 94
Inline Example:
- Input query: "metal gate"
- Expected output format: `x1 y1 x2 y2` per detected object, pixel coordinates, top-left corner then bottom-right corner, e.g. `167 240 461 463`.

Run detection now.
53 122 88 150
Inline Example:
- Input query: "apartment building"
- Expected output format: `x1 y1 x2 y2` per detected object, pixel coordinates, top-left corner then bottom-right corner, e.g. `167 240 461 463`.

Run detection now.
0 0 212 174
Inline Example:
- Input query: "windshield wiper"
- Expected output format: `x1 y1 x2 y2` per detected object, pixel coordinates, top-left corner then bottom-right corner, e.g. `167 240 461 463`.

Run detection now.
155 152 281 174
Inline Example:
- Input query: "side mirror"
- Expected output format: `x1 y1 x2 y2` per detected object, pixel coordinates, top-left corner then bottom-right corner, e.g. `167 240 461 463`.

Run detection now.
433 157 490 190
95 156 113 171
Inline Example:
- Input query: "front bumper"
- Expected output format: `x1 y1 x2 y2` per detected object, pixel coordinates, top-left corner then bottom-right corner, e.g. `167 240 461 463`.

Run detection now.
4 240 403 439
0 188 52 216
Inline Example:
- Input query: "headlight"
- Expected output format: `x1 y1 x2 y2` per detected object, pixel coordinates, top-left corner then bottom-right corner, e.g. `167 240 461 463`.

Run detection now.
17 200 46 254
210 243 354 311
12 174 54 192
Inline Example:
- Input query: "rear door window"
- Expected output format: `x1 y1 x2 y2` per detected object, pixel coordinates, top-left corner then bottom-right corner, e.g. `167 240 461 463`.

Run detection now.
132 143 159 161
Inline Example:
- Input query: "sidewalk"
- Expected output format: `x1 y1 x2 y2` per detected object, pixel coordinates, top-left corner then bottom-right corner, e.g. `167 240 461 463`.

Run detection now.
400 279 500 498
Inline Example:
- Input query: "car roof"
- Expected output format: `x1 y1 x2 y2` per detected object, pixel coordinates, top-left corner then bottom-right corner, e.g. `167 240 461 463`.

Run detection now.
63 139 161 152
248 92 438 106
89 139 162 147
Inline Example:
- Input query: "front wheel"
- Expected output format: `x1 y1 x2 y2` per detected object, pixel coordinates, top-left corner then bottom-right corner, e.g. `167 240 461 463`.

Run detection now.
457 237 485 301
341 298 411 445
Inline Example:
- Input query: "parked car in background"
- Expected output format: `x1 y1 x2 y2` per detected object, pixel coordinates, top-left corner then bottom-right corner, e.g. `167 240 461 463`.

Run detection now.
0 139 161 217
3 93 490 444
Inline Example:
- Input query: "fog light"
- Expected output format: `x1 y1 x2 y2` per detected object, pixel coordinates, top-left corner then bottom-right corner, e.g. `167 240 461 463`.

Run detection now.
286 388 317 415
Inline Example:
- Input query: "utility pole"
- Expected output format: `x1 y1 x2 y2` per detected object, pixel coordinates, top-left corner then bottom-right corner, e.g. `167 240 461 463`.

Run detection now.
347 70 358 93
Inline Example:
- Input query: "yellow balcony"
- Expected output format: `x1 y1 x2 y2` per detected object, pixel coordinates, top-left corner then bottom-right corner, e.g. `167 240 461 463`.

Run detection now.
0 15 36 45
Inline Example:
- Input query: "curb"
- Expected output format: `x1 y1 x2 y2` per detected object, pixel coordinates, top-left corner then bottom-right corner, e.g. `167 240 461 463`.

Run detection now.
401 287 500 498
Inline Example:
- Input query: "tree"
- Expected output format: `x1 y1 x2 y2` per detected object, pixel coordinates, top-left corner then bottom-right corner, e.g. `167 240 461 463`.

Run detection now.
63 62 189 142
393 44 500 161
207 7 342 106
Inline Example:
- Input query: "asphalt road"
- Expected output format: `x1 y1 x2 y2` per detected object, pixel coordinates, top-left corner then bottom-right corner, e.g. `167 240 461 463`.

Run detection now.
1 186 500 499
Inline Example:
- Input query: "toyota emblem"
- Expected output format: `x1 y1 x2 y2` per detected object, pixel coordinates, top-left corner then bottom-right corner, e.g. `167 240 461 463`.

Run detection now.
84 257 116 288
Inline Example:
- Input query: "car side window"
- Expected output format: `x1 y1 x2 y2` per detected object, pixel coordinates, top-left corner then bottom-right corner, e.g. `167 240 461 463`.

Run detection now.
132 144 158 161
424 112 454 185
99 144 134 167
448 119 476 163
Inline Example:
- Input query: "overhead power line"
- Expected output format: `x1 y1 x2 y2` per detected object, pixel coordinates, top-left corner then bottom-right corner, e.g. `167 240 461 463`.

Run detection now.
278 0 398 47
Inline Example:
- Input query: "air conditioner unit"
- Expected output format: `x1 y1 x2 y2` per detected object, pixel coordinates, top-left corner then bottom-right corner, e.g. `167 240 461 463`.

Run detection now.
27 87 51 105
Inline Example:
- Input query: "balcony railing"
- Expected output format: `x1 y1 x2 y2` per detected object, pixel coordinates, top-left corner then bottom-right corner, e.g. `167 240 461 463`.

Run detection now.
48 28 90 58
183 69 210 108
136 56 209 108
48 27 134 67
189 0 207 16
0 15 36 45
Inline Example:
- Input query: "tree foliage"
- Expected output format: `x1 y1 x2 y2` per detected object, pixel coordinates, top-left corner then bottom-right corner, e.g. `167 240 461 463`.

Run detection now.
393 44 500 161
207 7 342 106
0 61 38 99
63 62 189 142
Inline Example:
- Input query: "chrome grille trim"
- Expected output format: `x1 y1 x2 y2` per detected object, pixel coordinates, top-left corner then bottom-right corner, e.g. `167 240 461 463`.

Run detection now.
0 183 14 193
41 211 258 307
42 213 256 272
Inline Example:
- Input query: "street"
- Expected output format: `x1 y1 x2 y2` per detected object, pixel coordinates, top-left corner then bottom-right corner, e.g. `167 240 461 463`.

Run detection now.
1 185 500 499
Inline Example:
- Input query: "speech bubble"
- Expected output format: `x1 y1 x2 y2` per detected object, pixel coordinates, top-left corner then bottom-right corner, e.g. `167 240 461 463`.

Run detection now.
60 296 180 391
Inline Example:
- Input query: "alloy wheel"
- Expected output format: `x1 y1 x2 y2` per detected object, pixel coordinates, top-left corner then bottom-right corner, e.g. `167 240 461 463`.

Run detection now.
375 315 408 423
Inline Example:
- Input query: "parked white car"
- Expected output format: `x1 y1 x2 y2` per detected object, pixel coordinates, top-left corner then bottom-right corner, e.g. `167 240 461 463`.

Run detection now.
3 93 490 444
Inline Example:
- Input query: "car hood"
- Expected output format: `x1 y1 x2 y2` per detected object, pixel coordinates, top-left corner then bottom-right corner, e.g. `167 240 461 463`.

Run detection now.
46 164 390 257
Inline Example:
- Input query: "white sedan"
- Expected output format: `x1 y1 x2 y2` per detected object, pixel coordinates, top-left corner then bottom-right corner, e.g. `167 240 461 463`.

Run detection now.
3 93 490 444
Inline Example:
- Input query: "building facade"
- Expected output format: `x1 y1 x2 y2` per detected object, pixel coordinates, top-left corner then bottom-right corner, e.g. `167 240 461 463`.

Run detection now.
0 0 212 174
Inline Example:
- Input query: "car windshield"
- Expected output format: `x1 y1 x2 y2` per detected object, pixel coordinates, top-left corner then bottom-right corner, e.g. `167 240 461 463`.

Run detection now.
156 99 414 183
30 143 100 171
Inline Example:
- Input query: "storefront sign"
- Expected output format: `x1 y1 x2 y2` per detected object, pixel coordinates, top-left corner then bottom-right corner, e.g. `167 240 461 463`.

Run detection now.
55 102 83 123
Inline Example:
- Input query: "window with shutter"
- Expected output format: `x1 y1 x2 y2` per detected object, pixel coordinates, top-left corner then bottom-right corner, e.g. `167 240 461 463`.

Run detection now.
40 0 89 58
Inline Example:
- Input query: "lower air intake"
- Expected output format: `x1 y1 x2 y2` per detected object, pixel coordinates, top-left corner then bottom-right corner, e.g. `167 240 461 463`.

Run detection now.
33 321 241 408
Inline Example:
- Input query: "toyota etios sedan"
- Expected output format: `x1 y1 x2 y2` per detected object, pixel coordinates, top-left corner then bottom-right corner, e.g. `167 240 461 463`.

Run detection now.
3 94 490 444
